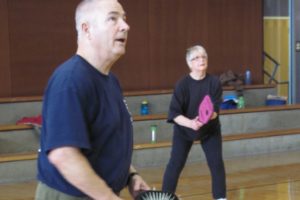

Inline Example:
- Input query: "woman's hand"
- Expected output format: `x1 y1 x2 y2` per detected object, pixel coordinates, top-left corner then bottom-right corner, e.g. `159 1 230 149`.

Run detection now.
210 112 218 120
189 117 203 131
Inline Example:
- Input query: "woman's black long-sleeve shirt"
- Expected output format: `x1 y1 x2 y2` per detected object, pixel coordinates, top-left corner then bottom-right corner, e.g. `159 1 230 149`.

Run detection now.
167 74 223 141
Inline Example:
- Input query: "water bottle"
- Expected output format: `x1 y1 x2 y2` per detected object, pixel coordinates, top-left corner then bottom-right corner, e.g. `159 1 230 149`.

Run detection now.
140 100 149 115
150 125 157 143
245 69 251 85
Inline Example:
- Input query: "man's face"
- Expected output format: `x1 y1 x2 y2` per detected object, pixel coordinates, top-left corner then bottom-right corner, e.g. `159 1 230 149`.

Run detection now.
89 0 130 59
189 51 208 72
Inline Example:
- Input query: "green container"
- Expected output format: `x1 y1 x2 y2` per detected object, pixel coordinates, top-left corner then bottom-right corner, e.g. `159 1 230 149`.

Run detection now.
150 125 157 143
237 96 245 109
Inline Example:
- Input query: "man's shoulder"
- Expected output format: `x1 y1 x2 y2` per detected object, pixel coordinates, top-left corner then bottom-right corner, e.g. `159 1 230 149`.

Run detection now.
46 56 94 93
51 55 98 85
55 55 88 74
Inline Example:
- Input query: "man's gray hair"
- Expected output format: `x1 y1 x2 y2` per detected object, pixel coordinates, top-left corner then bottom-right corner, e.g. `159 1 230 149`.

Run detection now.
75 0 109 39
76 0 92 36
186 45 208 64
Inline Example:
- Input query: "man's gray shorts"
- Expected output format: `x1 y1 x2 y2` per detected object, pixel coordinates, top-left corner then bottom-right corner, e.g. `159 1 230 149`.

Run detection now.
35 182 91 200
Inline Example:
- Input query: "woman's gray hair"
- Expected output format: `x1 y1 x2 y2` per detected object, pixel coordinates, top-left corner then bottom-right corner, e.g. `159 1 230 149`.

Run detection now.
186 45 208 64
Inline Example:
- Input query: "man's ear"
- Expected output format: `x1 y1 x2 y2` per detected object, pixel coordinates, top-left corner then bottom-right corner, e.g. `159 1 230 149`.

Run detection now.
82 22 91 39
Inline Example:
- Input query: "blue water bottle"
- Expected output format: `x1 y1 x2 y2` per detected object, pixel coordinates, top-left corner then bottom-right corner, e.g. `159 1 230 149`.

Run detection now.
245 69 251 85
140 100 149 115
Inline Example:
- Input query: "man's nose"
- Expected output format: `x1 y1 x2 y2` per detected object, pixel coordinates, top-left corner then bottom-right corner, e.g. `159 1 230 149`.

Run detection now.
120 19 130 32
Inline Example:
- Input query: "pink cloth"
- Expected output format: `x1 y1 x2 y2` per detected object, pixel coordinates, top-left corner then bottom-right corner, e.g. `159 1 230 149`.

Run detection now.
198 95 214 124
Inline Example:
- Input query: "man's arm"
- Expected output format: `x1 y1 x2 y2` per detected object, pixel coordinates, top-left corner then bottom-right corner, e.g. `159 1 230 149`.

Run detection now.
48 146 122 200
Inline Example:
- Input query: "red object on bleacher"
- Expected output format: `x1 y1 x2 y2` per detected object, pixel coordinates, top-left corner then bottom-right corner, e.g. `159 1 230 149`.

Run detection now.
16 115 42 127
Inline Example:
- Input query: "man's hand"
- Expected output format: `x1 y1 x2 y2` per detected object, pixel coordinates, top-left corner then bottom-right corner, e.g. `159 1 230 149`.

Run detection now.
128 174 150 198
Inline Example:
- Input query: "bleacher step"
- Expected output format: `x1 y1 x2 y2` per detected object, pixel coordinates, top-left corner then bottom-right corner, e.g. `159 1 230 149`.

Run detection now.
134 128 300 150
132 131 300 167
0 125 39 154
0 152 37 163
0 84 277 124
0 124 33 131
0 152 37 184
132 105 300 144
0 101 42 125
1 128 299 183
1 105 300 153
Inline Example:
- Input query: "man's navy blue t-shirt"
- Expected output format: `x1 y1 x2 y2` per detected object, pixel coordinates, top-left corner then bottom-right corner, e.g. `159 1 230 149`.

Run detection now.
37 55 133 196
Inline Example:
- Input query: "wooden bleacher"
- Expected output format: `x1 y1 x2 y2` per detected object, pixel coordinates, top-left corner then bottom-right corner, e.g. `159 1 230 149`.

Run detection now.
0 152 37 163
1 126 300 163
134 127 300 150
1 83 300 183
123 84 277 96
0 96 43 104
0 124 33 132
0 83 276 102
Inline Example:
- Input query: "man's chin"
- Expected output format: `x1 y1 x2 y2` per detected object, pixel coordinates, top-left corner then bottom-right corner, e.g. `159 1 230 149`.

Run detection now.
113 49 125 59
114 48 126 56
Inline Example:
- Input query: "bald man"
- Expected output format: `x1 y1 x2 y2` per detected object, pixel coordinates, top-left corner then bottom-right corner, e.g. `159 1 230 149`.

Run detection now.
35 1 149 199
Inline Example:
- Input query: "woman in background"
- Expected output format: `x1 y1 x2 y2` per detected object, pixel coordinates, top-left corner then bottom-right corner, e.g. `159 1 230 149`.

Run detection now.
162 45 227 200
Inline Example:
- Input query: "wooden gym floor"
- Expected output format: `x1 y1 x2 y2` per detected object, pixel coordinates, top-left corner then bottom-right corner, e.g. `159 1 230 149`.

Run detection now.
0 150 299 200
